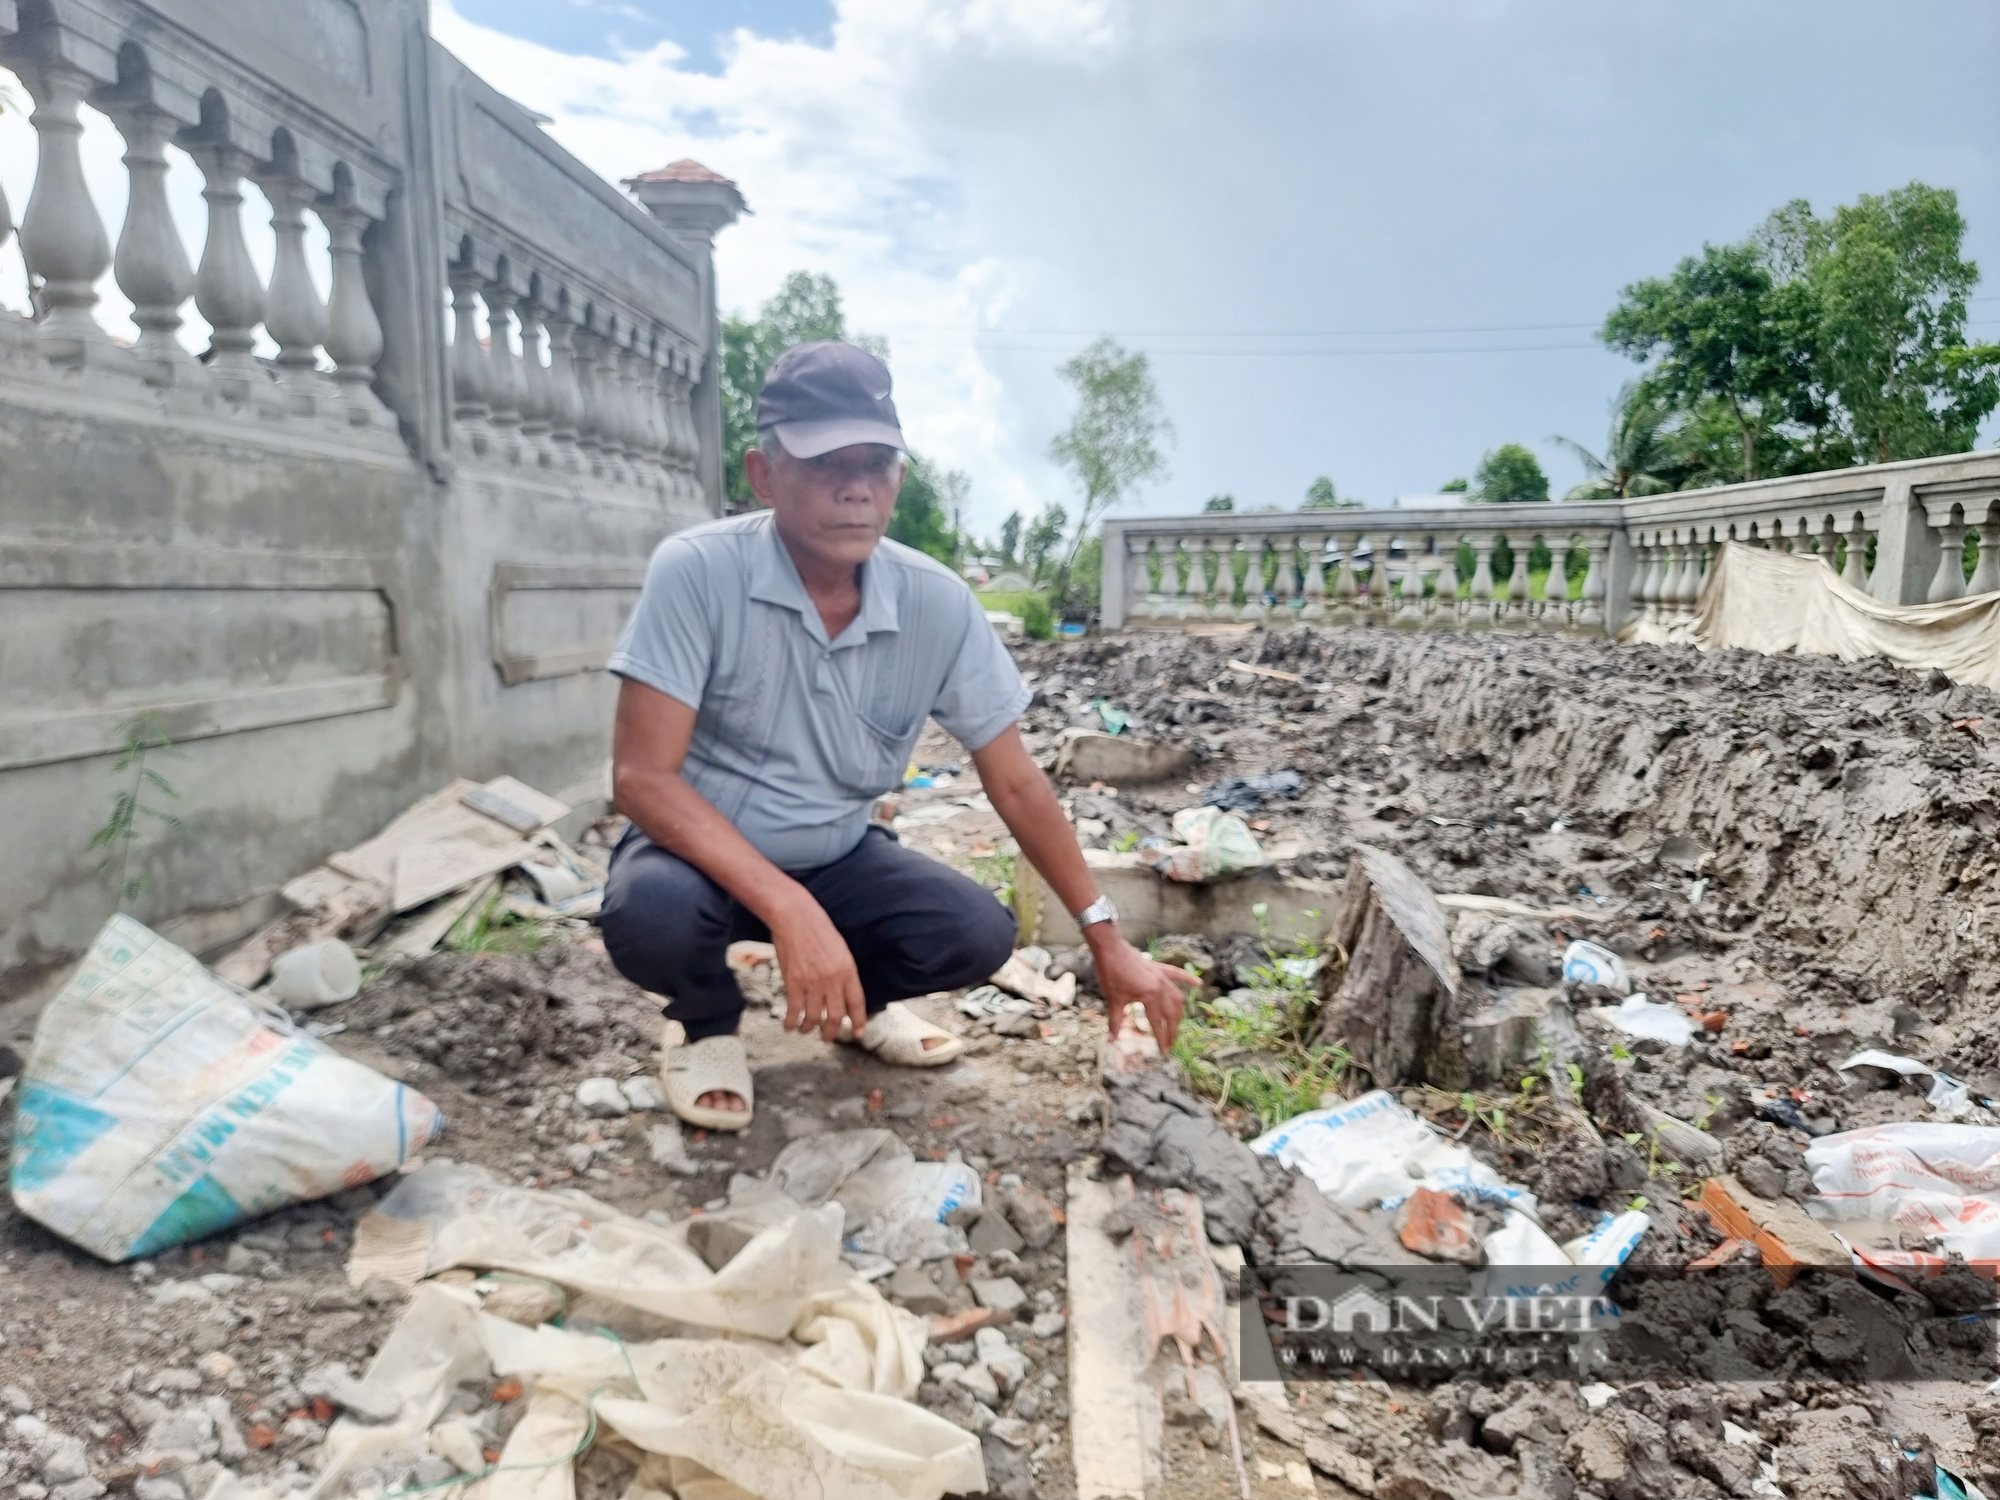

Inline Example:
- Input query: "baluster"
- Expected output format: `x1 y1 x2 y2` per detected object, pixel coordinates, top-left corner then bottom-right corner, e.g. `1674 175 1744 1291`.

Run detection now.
609 336 640 478
545 306 583 467
1503 534 1531 625
1577 533 1610 631
1971 511 2000 596
17 59 113 365
485 281 524 461
1239 535 1267 619
1272 534 1297 618
1631 537 1659 622
1299 535 1326 620
104 97 197 387
318 198 384 427
1185 537 1212 618
1678 535 1706 618
571 325 604 469
1429 534 1462 630
1839 521 1869 592
661 362 692 499
1929 508 1969 603
638 347 669 488
186 138 267 403
1395 538 1425 627
1125 537 1152 621
1330 535 1359 623
1139 537 1166 614
258 170 329 415
1467 534 1495 628
516 295 552 465
1349 533 1374 618
447 266 491 454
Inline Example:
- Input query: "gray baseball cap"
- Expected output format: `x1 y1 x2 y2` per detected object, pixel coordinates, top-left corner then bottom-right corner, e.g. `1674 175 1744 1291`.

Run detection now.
756 340 905 459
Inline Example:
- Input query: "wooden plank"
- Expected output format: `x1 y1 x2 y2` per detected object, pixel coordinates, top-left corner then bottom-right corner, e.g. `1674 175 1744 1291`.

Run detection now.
460 775 571 834
390 835 532 912
385 874 499 960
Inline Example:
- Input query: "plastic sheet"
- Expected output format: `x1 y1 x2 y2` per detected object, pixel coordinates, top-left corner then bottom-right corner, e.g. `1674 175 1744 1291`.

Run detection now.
1806 1122 2000 1259
1251 1089 1539 1216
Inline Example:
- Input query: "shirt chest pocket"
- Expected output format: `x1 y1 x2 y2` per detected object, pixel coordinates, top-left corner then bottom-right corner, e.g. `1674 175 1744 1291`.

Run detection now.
823 651 926 795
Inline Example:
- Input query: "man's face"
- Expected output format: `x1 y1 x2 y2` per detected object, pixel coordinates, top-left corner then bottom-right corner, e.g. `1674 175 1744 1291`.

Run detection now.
746 441 905 569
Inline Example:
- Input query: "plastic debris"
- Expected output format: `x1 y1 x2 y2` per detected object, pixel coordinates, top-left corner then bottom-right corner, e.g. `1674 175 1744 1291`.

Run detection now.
1251 1089 1538 1216
1143 806 1266 883
1561 939 1630 995
10 916 440 1261
1603 993 1694 1046
759 1128 982 1263
1091 699 1130 735
1806 1122 2000 1260
1835 1048 1975 1116
1196 769 1303 814
267 938 363 1008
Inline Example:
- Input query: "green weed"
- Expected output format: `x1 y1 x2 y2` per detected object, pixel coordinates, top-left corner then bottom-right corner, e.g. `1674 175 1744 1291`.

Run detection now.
90 712 183 910
446 891 544 954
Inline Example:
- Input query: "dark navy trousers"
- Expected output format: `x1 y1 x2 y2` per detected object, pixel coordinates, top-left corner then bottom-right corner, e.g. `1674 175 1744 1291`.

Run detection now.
599 824 1018 1041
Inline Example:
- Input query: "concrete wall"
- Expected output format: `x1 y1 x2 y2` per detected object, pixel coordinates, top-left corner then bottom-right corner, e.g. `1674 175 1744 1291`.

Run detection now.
0 0 737 992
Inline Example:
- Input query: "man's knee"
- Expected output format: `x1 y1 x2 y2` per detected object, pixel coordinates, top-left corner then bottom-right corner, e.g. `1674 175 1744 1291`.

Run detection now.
600 842 725 987
930 881 1018 986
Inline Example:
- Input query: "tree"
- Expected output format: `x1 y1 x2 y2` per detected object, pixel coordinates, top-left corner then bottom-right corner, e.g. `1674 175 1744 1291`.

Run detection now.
1812 184 2000 462
1473 443 1550 504
1023 503 1068 582
998 511 1024 567
1440 477 1469 492
1601 242 1807 483
1203 494 1236 512
1552 381 1684 499
1048 338 1172 593
890 455 967 566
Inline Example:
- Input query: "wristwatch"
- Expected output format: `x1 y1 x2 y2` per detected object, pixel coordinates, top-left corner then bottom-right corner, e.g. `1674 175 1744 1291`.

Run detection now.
1073 894 1118 930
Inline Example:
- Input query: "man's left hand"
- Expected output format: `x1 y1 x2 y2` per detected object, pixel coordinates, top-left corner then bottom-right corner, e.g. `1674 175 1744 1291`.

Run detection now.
1090 933 1199 1052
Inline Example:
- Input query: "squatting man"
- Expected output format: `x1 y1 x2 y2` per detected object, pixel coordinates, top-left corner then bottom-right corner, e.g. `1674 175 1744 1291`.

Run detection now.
599 339 1196 1128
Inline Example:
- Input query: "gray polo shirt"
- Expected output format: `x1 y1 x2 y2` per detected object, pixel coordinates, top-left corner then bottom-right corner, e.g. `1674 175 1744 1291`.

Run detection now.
608 510 1031 870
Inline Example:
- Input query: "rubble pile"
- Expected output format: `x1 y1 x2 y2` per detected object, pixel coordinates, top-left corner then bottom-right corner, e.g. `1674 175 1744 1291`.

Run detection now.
9 625 2000 1498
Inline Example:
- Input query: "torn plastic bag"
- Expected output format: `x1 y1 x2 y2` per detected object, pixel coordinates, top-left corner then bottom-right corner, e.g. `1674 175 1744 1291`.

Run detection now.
1603 994 1694 1046
1144 806 1265 883
9 916 440 1262
1251 1089 1538 1217
764 1129 981 1263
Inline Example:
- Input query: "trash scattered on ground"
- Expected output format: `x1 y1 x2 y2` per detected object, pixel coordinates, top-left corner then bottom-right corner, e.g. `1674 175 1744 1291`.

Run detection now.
1602 993 1695 1046
1144 806 1265 882
1195 768 1303 814
1252 1089 1539 1215
10 916 441 1261
1091 698 1129 735
1806 1121 2000 1259
1047 726 1195 784
1835 1048 1977 1116
1560 938 1630 994
990 948 1078 1008
267 938 363 1009
759 1128 981 1263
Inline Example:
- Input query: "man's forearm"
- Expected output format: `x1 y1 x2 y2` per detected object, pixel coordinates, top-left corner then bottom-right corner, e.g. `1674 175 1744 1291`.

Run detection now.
612 762 808 927
977 747 1105 924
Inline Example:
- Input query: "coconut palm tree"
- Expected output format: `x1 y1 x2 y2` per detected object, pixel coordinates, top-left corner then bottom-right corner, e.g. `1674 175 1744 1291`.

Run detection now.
1553 382 1684 499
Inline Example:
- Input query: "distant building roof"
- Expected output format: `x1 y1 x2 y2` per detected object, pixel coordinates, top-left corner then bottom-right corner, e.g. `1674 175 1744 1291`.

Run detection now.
627 159 738 187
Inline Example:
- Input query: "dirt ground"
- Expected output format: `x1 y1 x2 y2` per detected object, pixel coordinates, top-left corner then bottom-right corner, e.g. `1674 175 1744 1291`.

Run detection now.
6 623 2000 1499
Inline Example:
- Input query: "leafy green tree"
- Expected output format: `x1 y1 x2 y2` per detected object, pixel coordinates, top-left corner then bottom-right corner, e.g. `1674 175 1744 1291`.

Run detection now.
1473 443 1550 504
998 511 1024 567
1203 494 1236 512
1601 242 1807 482
1023 503 1068 582
1552 382 1684 499
1062 533 1104 617
889 455 967 566
1048 338 1172 593
1302 477 1338 509
1812 184 2000 462
1440 477 1469 493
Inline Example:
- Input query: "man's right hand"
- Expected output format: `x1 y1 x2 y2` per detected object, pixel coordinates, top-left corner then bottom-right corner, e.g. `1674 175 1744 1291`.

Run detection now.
771 891 869 1042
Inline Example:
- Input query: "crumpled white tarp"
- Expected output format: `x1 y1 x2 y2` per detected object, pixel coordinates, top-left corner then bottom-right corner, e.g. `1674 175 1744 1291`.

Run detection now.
1621 540 2000 691
300 1162 982 1500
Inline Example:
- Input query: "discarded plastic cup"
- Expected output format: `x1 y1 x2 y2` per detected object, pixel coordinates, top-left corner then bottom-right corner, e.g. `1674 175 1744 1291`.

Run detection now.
268 938 362 1007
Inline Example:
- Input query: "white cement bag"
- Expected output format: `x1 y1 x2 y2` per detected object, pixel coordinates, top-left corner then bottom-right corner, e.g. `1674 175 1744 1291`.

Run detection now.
1250 1089 1539 1216
1805 1121 2000 1259
9 915 442 1262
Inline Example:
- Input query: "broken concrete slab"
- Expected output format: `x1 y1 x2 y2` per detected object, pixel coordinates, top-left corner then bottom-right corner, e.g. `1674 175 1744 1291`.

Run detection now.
1065 1162 1163 1500
1048 728 1196 785
1310 845 1474 1087
1021 849 1338 947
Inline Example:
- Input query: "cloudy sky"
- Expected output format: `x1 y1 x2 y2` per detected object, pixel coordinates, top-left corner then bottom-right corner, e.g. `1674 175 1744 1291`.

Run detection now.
5 2 1998 536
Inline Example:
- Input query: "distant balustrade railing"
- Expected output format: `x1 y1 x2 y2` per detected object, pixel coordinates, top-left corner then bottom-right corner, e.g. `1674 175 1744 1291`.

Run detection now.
1102 451 2000 636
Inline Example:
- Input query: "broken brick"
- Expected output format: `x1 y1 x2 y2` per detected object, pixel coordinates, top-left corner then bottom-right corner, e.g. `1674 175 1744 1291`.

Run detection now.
491 1380 523 1403
1395 1186 1479 1264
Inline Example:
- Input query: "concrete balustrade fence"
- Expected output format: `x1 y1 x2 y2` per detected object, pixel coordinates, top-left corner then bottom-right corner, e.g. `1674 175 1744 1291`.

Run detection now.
1103 449 2000 636
0 0 742 988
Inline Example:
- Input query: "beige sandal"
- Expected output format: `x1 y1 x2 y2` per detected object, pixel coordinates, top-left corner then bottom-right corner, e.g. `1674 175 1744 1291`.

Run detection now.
840 1002 967 1068
659 1020 755 1131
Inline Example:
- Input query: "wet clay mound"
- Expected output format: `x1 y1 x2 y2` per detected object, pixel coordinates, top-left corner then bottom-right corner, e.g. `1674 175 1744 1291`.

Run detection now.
1019 629 2000 1015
